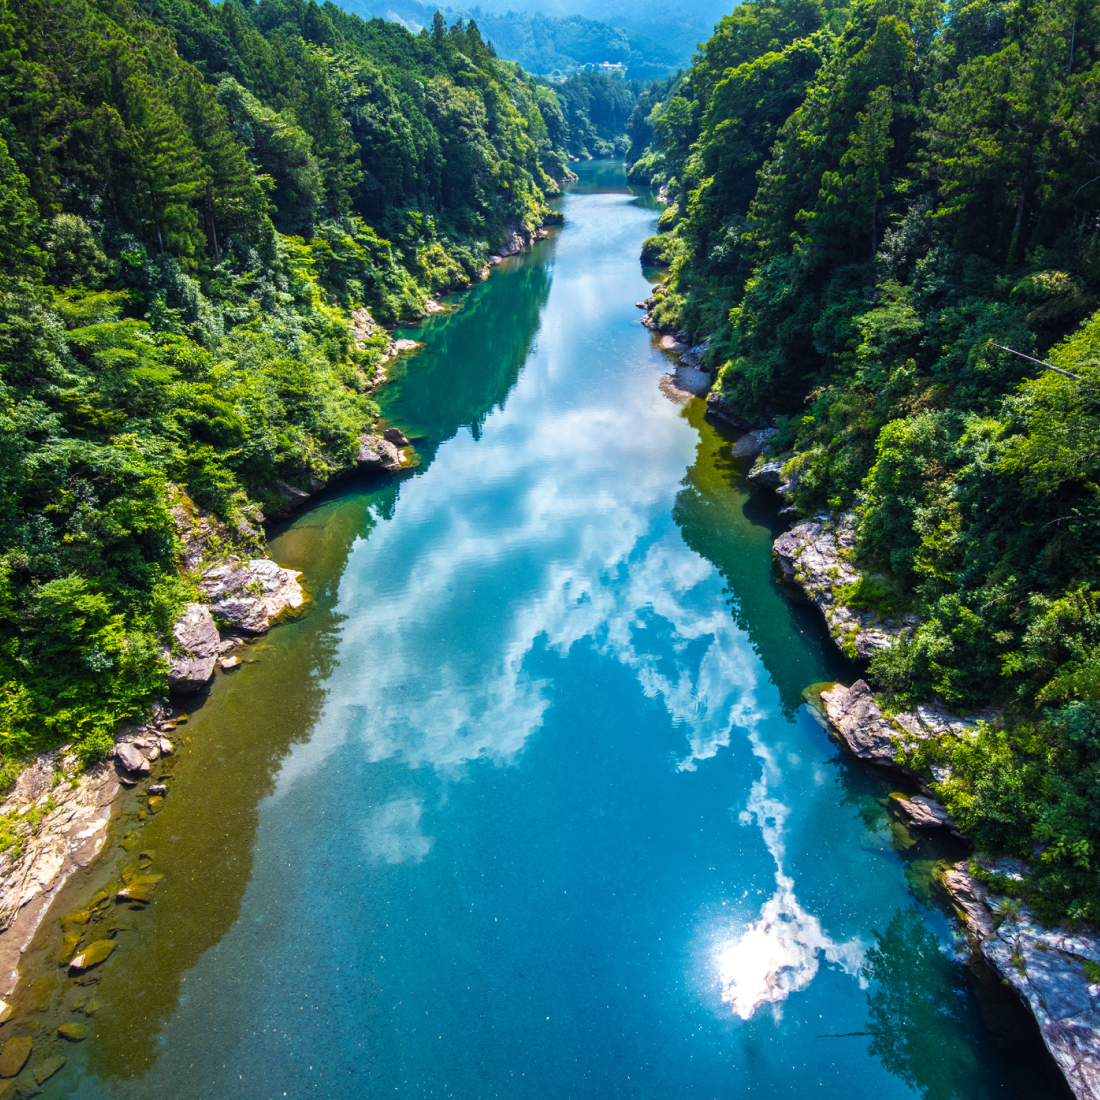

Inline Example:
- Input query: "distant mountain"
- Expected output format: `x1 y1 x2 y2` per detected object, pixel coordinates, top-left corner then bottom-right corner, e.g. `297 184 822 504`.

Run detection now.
338 0 727 78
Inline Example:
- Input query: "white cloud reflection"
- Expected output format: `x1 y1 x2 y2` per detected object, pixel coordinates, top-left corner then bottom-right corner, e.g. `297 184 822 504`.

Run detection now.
716 730 866 1020
364 797 433 864
277 304 860 1018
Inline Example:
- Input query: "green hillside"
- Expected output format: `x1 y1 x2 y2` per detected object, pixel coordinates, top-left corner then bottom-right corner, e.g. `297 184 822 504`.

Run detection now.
635 0 1100 922
0 0 600 771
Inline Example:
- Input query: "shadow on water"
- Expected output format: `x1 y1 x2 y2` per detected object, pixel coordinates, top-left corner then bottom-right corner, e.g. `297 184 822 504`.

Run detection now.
382 248 553 449
670 397 861 716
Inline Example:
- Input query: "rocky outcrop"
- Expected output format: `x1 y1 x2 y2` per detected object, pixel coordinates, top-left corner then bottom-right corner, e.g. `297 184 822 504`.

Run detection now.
731 428 777 458
357 432 403 472
198 558 305 634
167 603 219 692
496 227 530 257
890 792 953 828
773 513 909 658
937 861 1100 1100
0 750 121 1005
817 678 985 781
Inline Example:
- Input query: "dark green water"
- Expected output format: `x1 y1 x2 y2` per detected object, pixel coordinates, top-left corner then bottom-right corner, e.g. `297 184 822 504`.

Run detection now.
24 162 1068 1099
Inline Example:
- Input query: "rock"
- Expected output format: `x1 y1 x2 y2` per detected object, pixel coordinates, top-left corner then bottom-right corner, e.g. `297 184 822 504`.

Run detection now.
704 392 757 432
348 306 381 346
272 479 310 514
730 428 777 459
488 255 502 266
57 1022 86 1042
170 486 263 579
148 785 167 795
889 792 954 830
198 559 305 634
141 742 159 762
819 680 911 771
32 1055 65 1084
658 334 688 352
60 910 90 931
167 604 219 693
635 301 646 308
158 738 174 756
748 456 789 493
383 427 410 447
68 940 115 972
773 514 905 658
356 434 402 473
219 656 240 671
391 339 421 354
113 743 149 776
117 875 162 903
424 299 445 313
936 861 1100 1100
496 227 529 257
61 932 80 960
146 796 163 814
0 1037 32 1077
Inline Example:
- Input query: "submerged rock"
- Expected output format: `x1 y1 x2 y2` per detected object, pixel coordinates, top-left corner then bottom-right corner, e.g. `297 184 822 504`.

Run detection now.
0 1037 31 1077
167 604 219 692
33 1054 65 1084
383 427 410 447
117 874 162 903
68 940 115 972
57 1022 86 1042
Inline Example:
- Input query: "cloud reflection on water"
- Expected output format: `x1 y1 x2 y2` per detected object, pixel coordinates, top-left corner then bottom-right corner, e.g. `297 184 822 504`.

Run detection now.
716 729 866 1019
294 349 861 1020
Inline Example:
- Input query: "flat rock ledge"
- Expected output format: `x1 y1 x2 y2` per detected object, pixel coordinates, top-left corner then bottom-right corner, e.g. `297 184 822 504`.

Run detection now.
773 512 912 658
937 861 1100 1100
0 749 121 1004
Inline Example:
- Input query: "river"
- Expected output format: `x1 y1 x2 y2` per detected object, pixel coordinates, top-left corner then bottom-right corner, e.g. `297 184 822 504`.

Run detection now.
24 161 1068 1099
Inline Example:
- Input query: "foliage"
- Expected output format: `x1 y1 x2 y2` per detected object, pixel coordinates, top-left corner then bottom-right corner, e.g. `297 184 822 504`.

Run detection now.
0 0 589 779
633 0 1100 921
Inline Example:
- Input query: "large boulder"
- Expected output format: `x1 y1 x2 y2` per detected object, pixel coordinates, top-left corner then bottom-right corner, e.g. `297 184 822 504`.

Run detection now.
167 603 219 693
356 433 402 472
199 559 305 634
819 680 909 768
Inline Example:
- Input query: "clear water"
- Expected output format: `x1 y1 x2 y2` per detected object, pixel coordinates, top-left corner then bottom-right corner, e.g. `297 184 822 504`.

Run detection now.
31 162 1066 1099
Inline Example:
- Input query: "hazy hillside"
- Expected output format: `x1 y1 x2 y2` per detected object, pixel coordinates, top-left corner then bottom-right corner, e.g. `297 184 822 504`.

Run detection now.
339 0 728 77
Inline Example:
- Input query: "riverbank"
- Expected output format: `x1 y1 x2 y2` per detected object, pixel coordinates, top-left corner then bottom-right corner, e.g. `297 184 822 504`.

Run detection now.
743 468 1100 1099
0 217 566 1092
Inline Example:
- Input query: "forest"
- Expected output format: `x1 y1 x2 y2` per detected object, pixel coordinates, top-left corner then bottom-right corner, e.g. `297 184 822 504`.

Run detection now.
634 0 1100 922
0 0 643 781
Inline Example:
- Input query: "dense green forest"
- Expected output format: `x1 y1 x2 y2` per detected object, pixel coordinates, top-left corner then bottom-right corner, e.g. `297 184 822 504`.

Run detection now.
636 0 1100 922
0 0 640 777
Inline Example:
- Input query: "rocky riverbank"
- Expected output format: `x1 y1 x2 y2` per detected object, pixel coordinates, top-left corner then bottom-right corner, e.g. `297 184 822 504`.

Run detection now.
755 478 1100 1096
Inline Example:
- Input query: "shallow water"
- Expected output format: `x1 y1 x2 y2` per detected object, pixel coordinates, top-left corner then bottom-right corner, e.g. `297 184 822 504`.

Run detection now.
29 162 1068 1099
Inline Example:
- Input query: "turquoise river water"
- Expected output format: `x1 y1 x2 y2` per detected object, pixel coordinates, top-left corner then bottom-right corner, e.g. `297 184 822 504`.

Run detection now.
25 161 1070 1100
